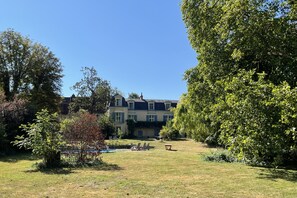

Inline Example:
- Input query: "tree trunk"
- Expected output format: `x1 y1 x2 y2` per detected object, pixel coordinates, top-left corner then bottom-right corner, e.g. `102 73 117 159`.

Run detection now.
45 151 61 168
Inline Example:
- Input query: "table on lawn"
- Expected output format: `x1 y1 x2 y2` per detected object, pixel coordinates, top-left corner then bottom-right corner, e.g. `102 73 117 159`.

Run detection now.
165 144 172 150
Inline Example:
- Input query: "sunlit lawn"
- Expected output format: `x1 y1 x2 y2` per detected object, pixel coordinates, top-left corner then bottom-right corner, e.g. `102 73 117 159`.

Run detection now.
1 139 297 198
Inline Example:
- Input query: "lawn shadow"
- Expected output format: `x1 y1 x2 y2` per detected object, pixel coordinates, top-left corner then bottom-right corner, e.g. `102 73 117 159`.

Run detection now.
257 168 297 182
167 149 178 152
24 168 74 175
0 153 39 163
90 161 123 171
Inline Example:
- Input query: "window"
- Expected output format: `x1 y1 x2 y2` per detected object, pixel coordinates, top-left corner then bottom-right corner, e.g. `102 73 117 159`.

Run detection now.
114 112 124 123
128 114 137 121
115 98 121 106
163 114 173 122
148 102 154 110
147 115 156 122
165 103 171 110
128 102 134 110
115 112 121 122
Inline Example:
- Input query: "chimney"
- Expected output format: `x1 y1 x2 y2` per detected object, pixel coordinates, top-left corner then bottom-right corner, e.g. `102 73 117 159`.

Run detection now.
140 93 143 100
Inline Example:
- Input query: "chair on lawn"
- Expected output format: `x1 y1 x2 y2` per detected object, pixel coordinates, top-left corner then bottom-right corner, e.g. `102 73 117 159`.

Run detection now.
145 143 150 150
141 143 147 150
131 143 141 151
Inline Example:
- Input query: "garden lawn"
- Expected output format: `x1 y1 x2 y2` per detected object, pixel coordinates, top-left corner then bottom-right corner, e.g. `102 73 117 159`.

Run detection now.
1 139 297 198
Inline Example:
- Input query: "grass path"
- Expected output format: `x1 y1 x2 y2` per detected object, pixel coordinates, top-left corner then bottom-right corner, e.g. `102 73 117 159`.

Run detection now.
1 139 297 198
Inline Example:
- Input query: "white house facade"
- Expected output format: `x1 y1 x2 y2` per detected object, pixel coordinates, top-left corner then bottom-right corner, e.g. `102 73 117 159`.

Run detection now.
109 94 178 138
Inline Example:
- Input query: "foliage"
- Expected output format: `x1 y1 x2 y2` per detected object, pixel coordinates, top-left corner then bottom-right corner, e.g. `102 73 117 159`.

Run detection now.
0 29 63 113
70 67 115 114
98 114 116 139
160 120 180 140
13 109 64 167
217 70 297 165
61 111 105 162
128 92 140 99
134 121 166 128
203 150 237 163
126 119 136 138
0 89 27 153
175 0 297 165
116 128 125 139
0 29 63 154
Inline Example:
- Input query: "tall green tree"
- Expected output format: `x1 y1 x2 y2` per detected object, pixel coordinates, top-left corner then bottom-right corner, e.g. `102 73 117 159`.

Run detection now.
175 0 297 165
0 29 63 113
70 67 115 114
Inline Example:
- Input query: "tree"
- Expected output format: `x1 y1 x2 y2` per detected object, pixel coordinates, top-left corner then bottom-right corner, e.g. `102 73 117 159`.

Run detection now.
62 111 105 162
26 43 63 113
215 70 297 164
98 114 115 139
70 67 114 114
13 109 64 167
0 29 63 113
128 92 140 99
174 0 297 165
0 89 27 154
160 120 180 140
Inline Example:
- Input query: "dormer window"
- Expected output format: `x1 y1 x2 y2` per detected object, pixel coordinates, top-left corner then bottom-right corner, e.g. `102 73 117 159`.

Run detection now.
115 98 121 106
148 102 154 110
165 103 171 110
128 102 134 110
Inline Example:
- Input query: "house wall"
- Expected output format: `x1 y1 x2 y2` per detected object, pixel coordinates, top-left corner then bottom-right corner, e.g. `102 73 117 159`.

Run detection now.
134 128 155 138
109 94 176 137
109 107 129 133
127 110 173 122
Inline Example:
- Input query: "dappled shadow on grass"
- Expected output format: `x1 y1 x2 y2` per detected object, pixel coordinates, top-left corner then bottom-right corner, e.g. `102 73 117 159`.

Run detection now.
25 168 74 175
257 168 297 182
132 138 157 142
24 161 122 174
89 161 123 171
0 153 39 163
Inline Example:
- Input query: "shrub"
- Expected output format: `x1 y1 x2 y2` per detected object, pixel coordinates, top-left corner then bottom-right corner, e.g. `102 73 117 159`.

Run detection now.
204 150 237 163
61 111 105 163
13 109 64 168
160 120 180 140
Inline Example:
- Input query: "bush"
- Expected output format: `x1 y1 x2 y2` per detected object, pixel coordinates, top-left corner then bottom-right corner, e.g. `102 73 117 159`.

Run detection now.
160 120 180 140
61 110 105 163
98 115 115 139
13 109 64 168
204 150 237 163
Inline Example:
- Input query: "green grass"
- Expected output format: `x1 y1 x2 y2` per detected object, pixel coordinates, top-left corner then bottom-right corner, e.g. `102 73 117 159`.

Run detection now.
1 139 297 198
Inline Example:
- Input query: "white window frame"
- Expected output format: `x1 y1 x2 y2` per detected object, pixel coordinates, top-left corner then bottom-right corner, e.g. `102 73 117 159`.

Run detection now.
164 114 173 121
148 102 154 110
128 114 137 121
128 102 134 110
115 98 121 106
115 112 122 122
148 115 155 122
165 103 171 110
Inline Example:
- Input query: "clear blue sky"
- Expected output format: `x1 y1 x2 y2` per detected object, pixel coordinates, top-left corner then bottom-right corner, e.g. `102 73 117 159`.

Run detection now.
0 0 197 100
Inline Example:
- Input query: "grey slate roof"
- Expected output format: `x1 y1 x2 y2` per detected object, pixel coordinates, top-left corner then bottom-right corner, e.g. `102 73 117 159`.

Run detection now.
110 95 178 110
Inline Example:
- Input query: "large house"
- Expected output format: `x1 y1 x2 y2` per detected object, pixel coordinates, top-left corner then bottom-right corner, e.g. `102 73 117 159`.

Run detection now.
109 94 178 138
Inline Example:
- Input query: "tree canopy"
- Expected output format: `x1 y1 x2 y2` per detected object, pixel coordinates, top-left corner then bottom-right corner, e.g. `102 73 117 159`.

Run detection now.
128 92 140 99
0 29 63 113
70 66 116 114
174 0 297 165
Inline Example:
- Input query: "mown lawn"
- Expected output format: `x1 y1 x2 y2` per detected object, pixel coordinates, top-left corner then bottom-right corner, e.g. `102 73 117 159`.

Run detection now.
0 139 297 198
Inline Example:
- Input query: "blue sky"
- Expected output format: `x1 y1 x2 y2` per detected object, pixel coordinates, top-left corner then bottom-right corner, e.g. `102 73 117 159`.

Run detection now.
0 0 197 100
